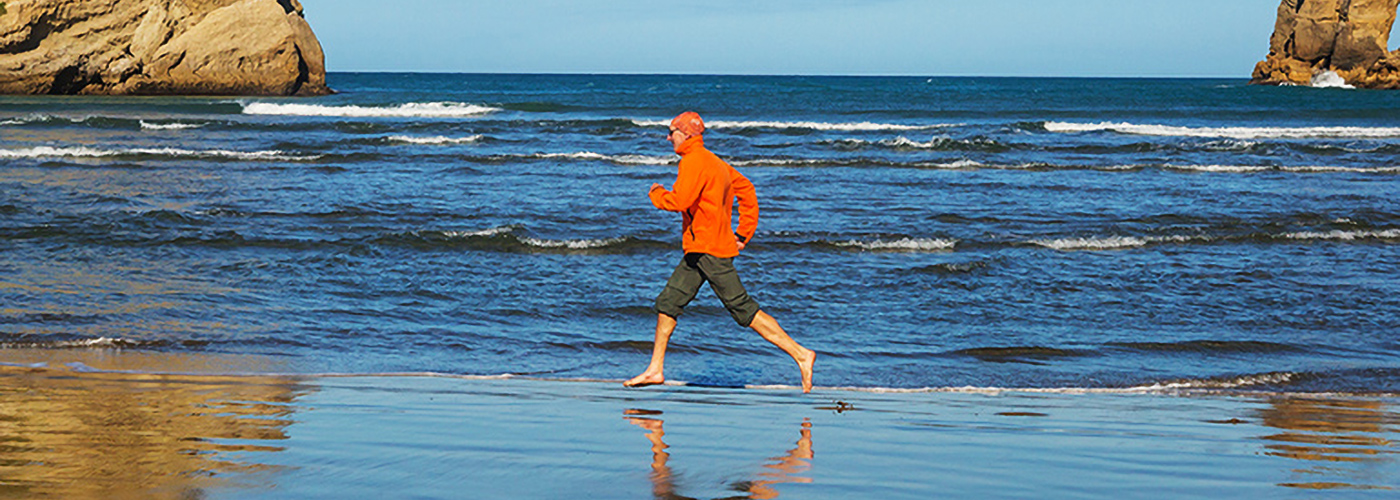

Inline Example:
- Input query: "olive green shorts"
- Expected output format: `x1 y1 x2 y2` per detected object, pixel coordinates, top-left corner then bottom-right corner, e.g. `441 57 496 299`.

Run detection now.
654 253 761 327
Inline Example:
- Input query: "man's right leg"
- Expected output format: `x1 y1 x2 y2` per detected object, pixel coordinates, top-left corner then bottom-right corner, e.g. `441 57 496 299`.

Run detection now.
625 254 704 388
624 314 677 387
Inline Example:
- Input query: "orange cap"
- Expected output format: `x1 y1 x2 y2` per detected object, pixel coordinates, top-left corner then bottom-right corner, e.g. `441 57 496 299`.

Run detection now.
670 111 705 136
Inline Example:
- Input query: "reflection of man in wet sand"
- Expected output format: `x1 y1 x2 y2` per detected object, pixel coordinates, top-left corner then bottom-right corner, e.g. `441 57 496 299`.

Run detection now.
625 409 813 499
625 413 691 500
625 111 816 393
745 419 814 499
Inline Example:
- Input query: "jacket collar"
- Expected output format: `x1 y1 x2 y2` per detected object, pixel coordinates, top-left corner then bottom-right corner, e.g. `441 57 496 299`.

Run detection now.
674 135 704 156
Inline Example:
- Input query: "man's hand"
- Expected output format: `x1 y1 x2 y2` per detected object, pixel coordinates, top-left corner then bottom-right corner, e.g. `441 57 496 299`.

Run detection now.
650 183 664 192
736 240 747 251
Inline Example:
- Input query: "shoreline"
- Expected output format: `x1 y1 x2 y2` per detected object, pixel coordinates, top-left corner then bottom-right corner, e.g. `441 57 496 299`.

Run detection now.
4 348 1398 399
1 351 1396 498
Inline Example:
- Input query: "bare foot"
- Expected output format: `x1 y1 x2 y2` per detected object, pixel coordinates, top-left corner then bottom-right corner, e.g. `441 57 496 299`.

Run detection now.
624 371 665 388
798 350 816 393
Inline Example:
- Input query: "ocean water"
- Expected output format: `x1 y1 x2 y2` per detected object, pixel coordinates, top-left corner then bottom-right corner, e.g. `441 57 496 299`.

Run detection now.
3 74 1399 394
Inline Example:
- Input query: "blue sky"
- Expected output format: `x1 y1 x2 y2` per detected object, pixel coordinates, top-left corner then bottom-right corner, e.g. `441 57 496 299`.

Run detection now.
299 0 1397 77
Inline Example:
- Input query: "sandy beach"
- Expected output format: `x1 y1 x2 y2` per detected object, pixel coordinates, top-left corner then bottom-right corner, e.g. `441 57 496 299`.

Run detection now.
0 349 1395 499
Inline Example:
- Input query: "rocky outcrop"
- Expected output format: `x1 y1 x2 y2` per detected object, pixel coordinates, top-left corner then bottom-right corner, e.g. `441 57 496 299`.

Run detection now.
0 0 329 95
1252 0 1400 88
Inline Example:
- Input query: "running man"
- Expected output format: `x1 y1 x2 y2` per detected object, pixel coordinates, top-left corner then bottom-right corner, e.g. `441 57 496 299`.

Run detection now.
624 111 816 393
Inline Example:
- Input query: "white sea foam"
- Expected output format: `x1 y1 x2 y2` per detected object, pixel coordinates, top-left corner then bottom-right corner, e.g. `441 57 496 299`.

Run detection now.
534 152 674 165
243 101 500 118
835 237 957 252
140 120 203 130
13 337 146 349
633 118 957 132
1033 236 1150 251
0 146 321 161
64 337 137 348
1283 229 1400 241
434 228 624 249
388 134 484 145
439 227 516 238
1131 372 1299 391
1198 139 1259 151
883 136 944 149
520 237 626 249
728 158 985 169
0 115 82 126
1045 121 1400 139
1309 70 1355 89
1165 164 1400 174
1032 235 1205 251
934 159 987 169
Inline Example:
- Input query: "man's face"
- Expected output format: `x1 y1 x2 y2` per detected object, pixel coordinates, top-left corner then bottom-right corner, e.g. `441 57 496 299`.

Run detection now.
666 128 688 149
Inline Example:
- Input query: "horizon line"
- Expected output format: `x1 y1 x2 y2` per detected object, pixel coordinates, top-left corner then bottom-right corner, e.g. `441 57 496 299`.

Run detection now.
323 71 1252 79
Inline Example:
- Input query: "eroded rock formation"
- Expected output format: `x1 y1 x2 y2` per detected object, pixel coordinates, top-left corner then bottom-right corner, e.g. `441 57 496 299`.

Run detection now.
0 0 329 95
1252 0 1400 88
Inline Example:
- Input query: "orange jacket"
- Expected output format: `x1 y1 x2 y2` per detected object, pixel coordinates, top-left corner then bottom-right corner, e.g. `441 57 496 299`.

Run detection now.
650 136 758 258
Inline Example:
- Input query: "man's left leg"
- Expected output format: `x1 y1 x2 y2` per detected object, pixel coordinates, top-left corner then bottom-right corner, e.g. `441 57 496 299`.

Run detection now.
748 311 816 394
699 255 816 393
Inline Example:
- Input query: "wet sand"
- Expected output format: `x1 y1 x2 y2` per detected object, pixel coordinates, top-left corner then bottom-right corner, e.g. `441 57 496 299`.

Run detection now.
1 350 1397 499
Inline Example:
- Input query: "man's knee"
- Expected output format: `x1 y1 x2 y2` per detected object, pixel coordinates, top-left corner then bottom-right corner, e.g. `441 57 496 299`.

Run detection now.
720 292 760 327
728 302 759 327
654 286 691 319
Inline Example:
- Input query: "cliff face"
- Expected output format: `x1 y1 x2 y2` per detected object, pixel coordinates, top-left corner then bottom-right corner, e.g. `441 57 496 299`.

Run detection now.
1252 0 1400 88
0 0 329 96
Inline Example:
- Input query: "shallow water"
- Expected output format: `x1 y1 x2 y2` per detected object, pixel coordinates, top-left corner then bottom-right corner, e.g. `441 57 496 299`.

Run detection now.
2 74 1399 393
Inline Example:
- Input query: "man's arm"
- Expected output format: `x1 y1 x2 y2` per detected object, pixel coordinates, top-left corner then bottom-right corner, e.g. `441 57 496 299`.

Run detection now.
650 158 704 212
731 167 759 246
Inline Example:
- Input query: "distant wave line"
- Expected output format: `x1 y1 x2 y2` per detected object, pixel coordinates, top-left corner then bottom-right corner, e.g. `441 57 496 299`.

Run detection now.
139 120 204 130
632 118 959 131
12 217 1400 253
433 227 629 250
500 153 1399 174
242 101 501 118
1032 229 1400 251
516 152 675 165
387 134 485 145
833 237 958 252
0 146 322 161
1045 121 1400 139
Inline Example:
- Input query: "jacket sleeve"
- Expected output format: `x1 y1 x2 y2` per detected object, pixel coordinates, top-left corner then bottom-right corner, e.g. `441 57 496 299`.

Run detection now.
650 157 704 212
731 167 759 244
